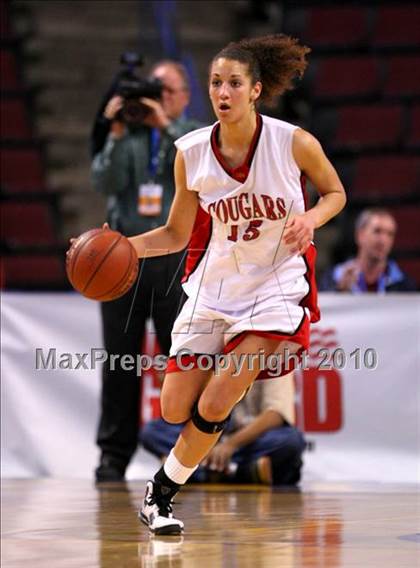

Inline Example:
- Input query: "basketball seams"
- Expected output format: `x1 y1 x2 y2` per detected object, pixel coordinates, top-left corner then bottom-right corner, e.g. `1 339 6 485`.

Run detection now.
66 229 103 285
83 233 123 294
93 242 139 301
94 242 133 300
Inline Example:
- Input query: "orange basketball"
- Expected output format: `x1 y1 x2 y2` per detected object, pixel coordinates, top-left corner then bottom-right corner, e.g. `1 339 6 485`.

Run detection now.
66 228 139 301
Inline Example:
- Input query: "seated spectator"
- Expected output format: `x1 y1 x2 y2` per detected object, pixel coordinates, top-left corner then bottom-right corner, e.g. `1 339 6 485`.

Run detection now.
320 208 417 292
141 373 305 486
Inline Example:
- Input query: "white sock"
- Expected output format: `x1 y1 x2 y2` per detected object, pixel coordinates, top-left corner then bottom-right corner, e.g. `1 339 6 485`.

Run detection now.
163 449 198 485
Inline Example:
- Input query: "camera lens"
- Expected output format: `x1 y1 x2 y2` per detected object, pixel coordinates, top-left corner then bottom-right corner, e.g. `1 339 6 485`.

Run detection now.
122 99 148 124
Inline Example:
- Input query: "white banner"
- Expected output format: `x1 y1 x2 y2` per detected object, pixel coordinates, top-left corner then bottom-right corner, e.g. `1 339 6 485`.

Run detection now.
1 292 419 482
295 295 420 483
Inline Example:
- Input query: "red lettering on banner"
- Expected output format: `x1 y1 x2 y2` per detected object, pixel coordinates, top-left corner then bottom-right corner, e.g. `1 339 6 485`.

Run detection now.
140 333 163 424
149 397 161 418
301 368 342 432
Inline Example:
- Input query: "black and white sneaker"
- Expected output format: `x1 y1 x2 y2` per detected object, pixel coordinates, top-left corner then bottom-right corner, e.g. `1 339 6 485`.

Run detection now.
139 481 184 535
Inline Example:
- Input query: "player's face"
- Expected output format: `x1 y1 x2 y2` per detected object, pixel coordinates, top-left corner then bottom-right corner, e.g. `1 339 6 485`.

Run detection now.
151 65 190 119
357 214 396 262
209 58 262 123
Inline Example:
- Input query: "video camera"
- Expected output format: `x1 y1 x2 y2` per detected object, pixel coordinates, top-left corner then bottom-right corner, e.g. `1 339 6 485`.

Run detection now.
115 52 163 124
90 52 163 157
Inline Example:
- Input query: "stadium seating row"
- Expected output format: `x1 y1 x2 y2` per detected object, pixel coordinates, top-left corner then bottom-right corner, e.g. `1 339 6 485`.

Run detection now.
286 5 420 49
312 55 420 100
312 104 419 151
1 2 67 289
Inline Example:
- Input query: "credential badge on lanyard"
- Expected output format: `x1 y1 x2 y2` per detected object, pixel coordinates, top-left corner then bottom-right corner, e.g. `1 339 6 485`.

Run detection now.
138 128 163 216
138 182 163 216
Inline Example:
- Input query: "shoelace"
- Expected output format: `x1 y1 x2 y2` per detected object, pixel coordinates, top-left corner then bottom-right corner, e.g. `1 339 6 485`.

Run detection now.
147 493 174 517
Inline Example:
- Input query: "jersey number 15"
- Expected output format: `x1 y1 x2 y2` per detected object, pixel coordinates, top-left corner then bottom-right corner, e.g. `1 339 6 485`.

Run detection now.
227 220 263 242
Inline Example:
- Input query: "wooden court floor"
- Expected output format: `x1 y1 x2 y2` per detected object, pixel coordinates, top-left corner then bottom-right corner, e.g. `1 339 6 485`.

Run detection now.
1 479 419 567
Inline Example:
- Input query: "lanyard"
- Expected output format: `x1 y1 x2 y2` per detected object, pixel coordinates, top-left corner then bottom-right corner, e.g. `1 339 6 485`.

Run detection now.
148 128 161 179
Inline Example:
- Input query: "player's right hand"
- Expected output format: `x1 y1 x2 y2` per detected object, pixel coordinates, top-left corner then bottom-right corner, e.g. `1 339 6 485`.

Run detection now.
283 212 316 255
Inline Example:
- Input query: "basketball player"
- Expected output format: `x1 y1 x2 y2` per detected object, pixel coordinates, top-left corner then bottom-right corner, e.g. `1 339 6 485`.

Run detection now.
127 35 346 534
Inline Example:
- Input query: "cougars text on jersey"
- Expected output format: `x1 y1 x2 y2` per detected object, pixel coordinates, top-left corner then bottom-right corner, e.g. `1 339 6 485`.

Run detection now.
208 193 287 223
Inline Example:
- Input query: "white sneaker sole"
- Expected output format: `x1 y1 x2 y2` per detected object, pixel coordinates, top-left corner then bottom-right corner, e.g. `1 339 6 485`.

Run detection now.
139 512 184 536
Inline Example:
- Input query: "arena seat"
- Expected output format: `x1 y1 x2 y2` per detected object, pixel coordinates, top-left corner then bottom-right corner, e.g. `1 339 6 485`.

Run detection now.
384 56 420 98
392 206 420 251
0 49 21 91
303 7 368 48
407 104 420 149
1 147 45 191
334 105 403 150
397 258 420 289
1 254 65 287
1 201 57 246
351 155 419 200
314 57 380 100
372 6 420 47
0 98 32 139
0 0 11 39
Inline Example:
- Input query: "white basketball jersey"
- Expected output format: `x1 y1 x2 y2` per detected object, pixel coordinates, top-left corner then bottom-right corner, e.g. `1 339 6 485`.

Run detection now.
174 114 318 319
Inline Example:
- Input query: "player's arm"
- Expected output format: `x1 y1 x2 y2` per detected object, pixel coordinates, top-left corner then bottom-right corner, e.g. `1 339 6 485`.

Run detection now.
284 129 347 254
128 151 198 258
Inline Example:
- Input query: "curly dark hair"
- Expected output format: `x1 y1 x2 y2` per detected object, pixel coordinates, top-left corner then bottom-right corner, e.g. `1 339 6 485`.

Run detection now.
212 34 310 104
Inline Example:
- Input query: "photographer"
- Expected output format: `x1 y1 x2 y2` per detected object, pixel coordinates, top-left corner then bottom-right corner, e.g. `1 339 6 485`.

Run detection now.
92 60 202 482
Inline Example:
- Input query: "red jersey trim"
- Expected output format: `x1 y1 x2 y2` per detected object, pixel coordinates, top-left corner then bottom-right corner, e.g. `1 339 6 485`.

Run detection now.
210 113 263 183
182 205 212 284
300 243 321 323
300 173 308 211
166 315 310 380
167 354 213 374
223 315 310 379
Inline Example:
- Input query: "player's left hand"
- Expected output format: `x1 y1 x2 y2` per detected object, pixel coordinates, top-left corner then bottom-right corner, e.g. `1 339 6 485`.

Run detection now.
202 440 236 472
139 97 171 129
283 212 316 255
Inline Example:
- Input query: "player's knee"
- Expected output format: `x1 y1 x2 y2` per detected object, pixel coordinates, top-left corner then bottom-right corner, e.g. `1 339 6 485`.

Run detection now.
160 398 191 424
192 401 230 434
198 396 230 423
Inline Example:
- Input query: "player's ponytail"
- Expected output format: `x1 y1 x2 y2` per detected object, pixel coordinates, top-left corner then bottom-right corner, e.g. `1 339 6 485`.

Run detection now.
213 35 310 104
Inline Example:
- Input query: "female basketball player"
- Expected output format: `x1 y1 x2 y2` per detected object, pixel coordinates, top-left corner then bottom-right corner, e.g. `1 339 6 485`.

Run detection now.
128 35 346 534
